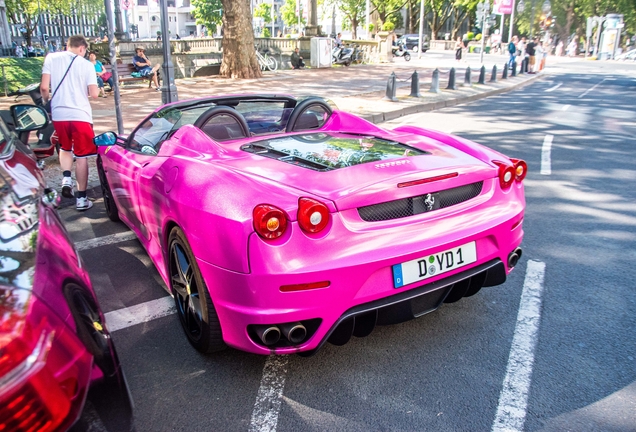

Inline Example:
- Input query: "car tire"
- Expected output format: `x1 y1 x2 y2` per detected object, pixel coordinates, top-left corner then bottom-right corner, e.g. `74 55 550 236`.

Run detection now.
96 155 120 222
404 52 411 61
168 227 225 354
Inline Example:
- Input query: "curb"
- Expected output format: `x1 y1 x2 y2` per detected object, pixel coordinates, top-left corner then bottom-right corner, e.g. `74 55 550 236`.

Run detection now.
360 73 543 124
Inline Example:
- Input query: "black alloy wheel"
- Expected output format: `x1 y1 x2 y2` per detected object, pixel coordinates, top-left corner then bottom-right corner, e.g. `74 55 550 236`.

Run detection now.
168 227 225 353
96 155 120 222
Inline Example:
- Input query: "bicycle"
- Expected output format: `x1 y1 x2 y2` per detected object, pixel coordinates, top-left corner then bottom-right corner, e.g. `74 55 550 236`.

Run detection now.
255 48 278 71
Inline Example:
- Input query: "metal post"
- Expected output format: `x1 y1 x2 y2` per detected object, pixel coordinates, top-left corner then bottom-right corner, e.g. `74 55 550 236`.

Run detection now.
366 0 370 38
103 0 124 135
446 68 457 90
418 0 425 59
490 65 497 82
271 0 275 37
409 71 421 97
385 72 398 101
508 0 516 43
429 69 440 93
464 66 471 86
478 65 486 84
511 61 517 76
160 0 178 103
502 63 508 79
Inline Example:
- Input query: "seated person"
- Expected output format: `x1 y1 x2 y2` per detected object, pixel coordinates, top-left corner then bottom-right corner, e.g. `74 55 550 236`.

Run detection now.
89 51 113 97
291 47 305 69
132 46 161 91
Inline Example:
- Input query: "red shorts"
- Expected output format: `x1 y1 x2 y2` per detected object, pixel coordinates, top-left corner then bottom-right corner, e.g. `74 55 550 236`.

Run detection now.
53 121 96 158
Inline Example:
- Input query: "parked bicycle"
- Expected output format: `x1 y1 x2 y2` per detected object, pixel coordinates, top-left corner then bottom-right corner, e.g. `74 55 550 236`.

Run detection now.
255 47 278 71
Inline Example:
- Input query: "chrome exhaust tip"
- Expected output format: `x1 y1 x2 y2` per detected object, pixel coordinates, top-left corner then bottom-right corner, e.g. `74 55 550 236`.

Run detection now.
254 325 281 346
508 247 523 268
279 322 307 345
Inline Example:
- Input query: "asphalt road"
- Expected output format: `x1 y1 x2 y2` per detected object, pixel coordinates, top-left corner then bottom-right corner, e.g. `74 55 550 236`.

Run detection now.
59 58 636 431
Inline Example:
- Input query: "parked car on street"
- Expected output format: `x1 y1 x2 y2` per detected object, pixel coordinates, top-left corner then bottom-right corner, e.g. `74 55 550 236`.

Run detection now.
0 105 134 431
397 34 430 52
94 94 526 356
615 48 636 61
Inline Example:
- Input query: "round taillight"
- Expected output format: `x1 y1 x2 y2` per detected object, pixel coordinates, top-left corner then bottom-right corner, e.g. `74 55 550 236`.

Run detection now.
493 161 515 190
511 158 528 182
253 205 288 239
298 197 330 234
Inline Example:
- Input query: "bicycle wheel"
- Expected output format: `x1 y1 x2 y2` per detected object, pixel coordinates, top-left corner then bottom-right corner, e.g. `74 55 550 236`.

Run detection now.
266 56 278 71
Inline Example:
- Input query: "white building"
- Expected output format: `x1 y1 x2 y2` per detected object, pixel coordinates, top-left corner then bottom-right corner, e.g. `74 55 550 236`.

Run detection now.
126 0 199 39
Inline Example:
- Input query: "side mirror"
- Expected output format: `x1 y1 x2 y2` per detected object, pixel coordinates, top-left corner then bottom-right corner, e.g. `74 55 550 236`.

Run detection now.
10 105 49 132
94 132 117 146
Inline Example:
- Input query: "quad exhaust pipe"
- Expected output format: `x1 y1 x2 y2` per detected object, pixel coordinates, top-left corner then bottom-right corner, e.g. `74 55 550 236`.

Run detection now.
254 325 281 346
278 322 307 344
508 247 523 269
254 322 307 346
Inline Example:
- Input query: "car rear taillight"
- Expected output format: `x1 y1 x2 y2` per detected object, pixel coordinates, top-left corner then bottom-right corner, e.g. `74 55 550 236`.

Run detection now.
510 158 528 182
493 161 515 190
253 204 288 239
297 198 330 234
0 293 77 432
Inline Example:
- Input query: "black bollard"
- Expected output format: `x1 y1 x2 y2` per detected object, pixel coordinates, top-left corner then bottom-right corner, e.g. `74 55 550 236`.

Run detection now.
429 69 440 93
523 57 529 73
446 68 457 90
464 66 471 86
409 71 421 97
502 63 508 79
511 61 517 77
490 65 497 82
519 58 525 75
385 72 398 101
478 66 486 84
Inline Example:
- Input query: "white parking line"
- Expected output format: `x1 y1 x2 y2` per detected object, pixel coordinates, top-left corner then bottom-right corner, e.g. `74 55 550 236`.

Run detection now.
545 82 562 92
540 134 553 175
75 231 138 251
578 78 607 98
249 356 289 432
104 296 175 332
492 260 547 432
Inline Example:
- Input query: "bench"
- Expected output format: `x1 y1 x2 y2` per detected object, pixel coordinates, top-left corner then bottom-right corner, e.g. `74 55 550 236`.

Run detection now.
104 63 161 88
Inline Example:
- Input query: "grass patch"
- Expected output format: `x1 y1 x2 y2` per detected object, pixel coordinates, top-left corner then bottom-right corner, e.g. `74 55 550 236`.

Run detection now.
0 58 44 95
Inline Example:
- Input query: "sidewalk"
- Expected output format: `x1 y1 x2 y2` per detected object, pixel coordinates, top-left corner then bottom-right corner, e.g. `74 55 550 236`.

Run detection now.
0 52 543 194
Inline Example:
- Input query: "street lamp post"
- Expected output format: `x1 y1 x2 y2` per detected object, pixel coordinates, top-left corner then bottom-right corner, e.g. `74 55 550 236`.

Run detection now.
160 0 178 103
477 1 490 64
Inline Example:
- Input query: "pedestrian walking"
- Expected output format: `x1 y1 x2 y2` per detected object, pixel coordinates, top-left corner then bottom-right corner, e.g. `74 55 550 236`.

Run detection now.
526 37 537 73
455 36 463 61
40 34 99 211
508 36 518 66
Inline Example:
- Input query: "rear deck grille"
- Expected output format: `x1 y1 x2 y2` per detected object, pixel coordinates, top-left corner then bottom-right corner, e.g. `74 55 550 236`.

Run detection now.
358 181 483 222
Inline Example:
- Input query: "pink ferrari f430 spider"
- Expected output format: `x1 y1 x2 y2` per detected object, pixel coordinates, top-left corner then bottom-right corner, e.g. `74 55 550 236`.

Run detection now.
94 95 526 356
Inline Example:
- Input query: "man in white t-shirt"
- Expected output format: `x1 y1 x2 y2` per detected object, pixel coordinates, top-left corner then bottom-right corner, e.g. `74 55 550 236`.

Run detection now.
40 34 99 211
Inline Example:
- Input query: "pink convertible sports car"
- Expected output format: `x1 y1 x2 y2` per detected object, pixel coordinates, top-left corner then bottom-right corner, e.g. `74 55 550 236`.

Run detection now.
94 95 526 356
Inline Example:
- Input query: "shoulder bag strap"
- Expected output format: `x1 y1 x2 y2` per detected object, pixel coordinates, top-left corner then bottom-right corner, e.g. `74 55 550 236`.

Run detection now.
49 54 78 103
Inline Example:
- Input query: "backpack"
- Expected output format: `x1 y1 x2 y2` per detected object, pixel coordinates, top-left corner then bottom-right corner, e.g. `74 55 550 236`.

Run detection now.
508 41 516 54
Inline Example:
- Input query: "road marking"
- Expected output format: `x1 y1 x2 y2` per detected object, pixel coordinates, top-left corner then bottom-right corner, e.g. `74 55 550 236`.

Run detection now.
545 83 562 92
561 104 570 111
249 356 289 432
492 260 547 432
75 231 138 251
104 296 175 332
540 134 553 175
578 78 607 98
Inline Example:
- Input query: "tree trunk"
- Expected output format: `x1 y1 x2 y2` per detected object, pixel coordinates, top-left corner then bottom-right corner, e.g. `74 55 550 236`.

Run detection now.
219 0 262 79
351 18 359 39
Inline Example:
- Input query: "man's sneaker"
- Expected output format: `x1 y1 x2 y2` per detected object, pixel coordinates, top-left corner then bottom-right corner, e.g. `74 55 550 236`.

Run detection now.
61 177 74 198
76 197 93 211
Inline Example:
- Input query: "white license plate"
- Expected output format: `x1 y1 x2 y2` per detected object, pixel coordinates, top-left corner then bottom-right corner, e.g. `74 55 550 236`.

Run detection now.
392 242 477 288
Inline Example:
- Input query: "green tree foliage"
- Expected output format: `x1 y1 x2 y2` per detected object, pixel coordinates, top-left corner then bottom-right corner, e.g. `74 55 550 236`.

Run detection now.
254 2 273 25
191 0 223 34
280 0 306 31
325 0 365 39
5 0 39 45
370 0 406 29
